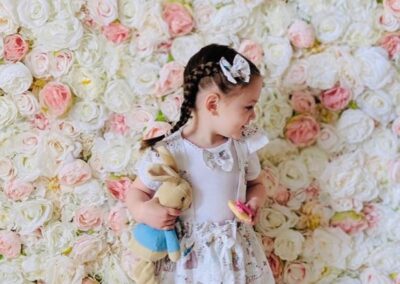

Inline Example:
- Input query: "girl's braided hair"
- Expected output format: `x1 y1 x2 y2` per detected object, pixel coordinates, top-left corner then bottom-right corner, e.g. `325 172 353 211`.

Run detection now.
140 44 261 150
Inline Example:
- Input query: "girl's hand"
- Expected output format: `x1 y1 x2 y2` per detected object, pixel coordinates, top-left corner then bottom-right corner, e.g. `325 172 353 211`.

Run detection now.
138 197 181 230
245 197 262 225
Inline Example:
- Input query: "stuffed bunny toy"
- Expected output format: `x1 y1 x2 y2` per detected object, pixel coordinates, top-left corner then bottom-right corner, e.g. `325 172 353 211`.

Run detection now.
130 145 192 284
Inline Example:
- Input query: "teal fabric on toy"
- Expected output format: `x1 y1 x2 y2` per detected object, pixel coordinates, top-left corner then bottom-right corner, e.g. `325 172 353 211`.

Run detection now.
133 224 180 253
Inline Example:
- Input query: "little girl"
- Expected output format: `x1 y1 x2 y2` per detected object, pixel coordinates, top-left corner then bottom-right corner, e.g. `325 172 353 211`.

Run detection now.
126 44 275 284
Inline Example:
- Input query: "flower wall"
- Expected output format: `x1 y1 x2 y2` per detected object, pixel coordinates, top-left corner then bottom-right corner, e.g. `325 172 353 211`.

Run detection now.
0 0 400 283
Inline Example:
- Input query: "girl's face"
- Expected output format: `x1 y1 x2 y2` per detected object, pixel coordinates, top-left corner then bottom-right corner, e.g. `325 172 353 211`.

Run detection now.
216 76 263 140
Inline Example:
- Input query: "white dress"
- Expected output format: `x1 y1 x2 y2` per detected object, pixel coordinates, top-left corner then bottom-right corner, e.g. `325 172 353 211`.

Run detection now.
135 127 275 284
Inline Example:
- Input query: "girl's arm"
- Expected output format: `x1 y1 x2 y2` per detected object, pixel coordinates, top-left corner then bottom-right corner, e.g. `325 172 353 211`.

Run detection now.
245 170 267 225
125 177 181 230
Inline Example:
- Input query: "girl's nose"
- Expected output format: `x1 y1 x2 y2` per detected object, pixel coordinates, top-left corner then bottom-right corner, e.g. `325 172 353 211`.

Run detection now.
249 109 256 121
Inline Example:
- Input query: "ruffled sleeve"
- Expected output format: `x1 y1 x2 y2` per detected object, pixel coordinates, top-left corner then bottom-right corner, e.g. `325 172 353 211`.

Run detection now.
135 147 163 191
243 128 269 181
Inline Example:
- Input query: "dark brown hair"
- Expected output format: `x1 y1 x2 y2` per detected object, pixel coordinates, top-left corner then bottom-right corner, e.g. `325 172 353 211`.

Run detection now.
140 43 261 150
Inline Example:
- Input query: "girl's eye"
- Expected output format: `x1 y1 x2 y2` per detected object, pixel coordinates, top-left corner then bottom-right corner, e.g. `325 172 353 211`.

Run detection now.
245 106 254 110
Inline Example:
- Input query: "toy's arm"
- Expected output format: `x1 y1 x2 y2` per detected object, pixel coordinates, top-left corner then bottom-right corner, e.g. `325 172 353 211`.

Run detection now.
164 229 181 262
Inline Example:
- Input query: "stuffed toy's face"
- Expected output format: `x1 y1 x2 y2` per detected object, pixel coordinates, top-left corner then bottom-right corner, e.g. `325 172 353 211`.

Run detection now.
155 179 192 210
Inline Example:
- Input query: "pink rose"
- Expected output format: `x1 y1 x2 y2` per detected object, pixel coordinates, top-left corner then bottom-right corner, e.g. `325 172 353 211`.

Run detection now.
106 113 129 135
88 0 118 26
106 177 132 201
283 261 311 284
238 40 264 65
57 159 92 186
3 34 29 62
379 33 400 59
304 182 320 201
268 253 283 279
384 0 400 18
287 20 315 49
290 90 316 114
39 82 72 117
392 117 400 135
162 3 194 37
126 108 154 132
154 62 184 96
4 179 34 201
261 236 274 255
108 204 129 235
330 211 368 234
284 114 320 147
49 50 74 78
0 231 21 259
71 234 105 263
160 92 184 121
263 168 290 205
143 121 172 140
320 85 352 112
30 113 50 130
101 22 131 44
74 206 104 231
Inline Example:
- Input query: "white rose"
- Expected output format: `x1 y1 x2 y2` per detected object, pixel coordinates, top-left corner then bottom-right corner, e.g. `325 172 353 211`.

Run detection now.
13 92 39 116
317 124 345 154
69 100 106 133
49 49 74 78
23 47 50 78
296 0 331 16
336 0 376 21
300 147 329 179
43 221 76 255
347 235 372 270
0 96 18 130
88 0 118 26
209 4 249 34
302 227 352 269
337 109 375 144
102 255 132 284
73 179 106 207
74 33 105 67
54 120 80 139
170 34 205 65
21 254 45 281
283 59 309 89
356 90 394 125
306 52 338 89
261 94 293 138
337 51 364 97
193 1 216 32
278 158 311 191
255 204 299 237
44 255 85 284
103 79 135 114
343 22 381 47
118 0 148 28
0 262 24 284
102 42 121 79
11 131 40 154
17 0 50 28
263 36 293 79
312 9 348 43
362 128 398 159
360 267 393 284
126 62 160 96
0 3 18 35
0 157 15 181
92 134 132 173
66 65 106 100
355 47 394 90
258 138 299 166
34 16 83 51
13 199 53 234
335 277 362 284
283 261 312 284
71 234 105 263
52 0 84 15
263 1 293 36
13 153 41 182
368 244 400 274
274 229 304 261
0 63 33 95
160 90 183 122
377 9 400 32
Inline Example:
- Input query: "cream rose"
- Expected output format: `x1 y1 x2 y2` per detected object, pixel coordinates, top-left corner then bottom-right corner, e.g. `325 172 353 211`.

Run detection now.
126 62 160 96
262 94 293 138
378 10 400 32
75 33 105 68
43 221 75 255
170 34 205 65
283 261 312 284
306 52 338 89
88 0 118 26
0 96 18 129
0 263 24 283
356 89 394 125
255 204 299 237
13 153 41 182
343 22 380 47
278 158 311 191
287 19 315 48
337 109 375 144
263 1 293 36
274 229 304 261
103 79 135 113
300 146 329 179
362 128 398 159
4 179 34 201
13 199 53 234
57 159 92 186
49 49 73 78
13 91 40 116
312 10 348 43
263 36 293 79
23 47 50 78
17 0 50 28
317 124 344 153
67 65 106 100
69 101 106 133
258 138 299 166
209 4 249 34
337 51 364 97
0 157 15 181
118 0 148 28
0 62 33 95
360 267 393 284
71 234 105 263
44 255 85 284
160 90 183 122
283 59 309 89
74 206 104 231
0 3 18 35
74 180 106 207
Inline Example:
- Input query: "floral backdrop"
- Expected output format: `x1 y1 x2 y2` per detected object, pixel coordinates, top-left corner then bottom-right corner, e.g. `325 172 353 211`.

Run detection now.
0 0 400 283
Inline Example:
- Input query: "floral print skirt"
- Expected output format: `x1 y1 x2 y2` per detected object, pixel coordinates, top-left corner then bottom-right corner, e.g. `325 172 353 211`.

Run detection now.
155 220 275 284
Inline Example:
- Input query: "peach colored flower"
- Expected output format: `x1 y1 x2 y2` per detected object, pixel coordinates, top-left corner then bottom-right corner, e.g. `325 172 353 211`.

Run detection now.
101 22 131 44
287 20 315 49
0 231 21 259
155 62 184 96
162 3 194 37
3 34 29 62
105 177 132 201
238 40 264 65
143 121 172 140
4 179 34 201
320 85 352 112
392 117 400 135
268 253 284 279
57 159 92 186
290 90 316 114
285 114 320 147
330 211 368 234
106 113 129 135
283 261 311 284
362 203 379 229
39 82 72 117
107 204 129 235
379 32 400 59
384 0 400 18
30 113 50 130
74 206 104 231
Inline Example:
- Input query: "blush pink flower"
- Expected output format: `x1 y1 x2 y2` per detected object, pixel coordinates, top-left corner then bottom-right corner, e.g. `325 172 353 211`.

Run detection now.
384 0 400 18
320 85 352 112
3 34 29 62
108 204 129 235
287 20 315 49
30 113 50 130
268 253 284 279
330 211 368 234
4 179 34 201
379 32 400 59
392 117 400 136
143 121 172 140
155 62 184 96
284 114 320 147
106 113 130 135
39 82 72 117
362 203 379 229
74 206 104 231
283 261 310 284
238 40 264 65
105 177 132 201
0 231 21 259
290 90 316 114
101 22 131 44
57 159 92 186
162 3 194 37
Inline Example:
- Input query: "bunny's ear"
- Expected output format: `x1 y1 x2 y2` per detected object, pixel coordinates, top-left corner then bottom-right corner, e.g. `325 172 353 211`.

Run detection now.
147 164 179 182
154 146 178 172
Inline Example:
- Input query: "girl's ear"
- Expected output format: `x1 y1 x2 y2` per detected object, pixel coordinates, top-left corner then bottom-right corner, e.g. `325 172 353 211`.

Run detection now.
204 93 220 115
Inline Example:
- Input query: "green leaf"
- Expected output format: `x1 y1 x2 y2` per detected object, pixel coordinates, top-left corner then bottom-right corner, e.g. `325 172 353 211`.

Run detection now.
0 254 3 260
167 53 174 62
348 100 358 109
155 110 167 122
377 0 383 3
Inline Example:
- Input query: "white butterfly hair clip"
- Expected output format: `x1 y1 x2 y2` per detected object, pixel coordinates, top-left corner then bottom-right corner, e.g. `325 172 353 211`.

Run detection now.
219 54 251 84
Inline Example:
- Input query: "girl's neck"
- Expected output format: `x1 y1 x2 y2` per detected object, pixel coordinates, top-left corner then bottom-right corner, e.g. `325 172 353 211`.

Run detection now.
181 118 228 149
